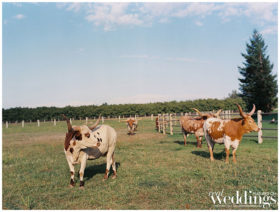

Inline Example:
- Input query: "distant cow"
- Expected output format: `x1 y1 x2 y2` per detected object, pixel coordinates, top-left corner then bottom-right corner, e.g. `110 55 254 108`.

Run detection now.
155 117 159 130
203 104 259 163
63 115 117 188
126 118 138 135
180 109 222 147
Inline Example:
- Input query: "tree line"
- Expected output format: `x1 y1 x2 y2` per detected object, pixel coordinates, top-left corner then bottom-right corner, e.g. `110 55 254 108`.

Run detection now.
3 97 245 122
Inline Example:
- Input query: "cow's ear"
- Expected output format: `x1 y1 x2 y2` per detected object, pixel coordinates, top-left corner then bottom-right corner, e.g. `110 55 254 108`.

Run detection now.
85 132 90 138
241 120 245 125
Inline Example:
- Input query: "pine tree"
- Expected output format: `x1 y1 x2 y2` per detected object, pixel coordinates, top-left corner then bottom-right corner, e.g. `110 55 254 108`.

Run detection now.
238 30 277 112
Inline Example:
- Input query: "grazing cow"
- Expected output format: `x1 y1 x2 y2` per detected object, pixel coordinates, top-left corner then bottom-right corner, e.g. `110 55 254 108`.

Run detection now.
180 109 222 147
63 115 117 188
126 118 138 135
203 104 259 163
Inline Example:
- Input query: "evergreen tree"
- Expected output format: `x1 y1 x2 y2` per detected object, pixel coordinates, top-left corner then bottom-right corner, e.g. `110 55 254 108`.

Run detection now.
238 30 277 112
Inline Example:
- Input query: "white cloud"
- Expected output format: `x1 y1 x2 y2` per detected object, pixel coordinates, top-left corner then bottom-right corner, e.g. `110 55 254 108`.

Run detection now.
84 3 143 31
166 57 210 64
66 3 81 13
261 25 278 35
59 3 277 32
195 20 203 26
14 14 25 20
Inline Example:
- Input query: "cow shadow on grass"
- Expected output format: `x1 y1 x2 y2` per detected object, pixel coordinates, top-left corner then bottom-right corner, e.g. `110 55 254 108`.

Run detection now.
192 150 231 160
173 140 198 147
83 162 121 181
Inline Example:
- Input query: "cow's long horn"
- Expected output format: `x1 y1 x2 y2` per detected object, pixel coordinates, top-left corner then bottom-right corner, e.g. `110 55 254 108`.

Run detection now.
236 104 246 118
62 114 72 132
248 104 256 116
214 109 222 117
88 115 101 130
192 108 203 117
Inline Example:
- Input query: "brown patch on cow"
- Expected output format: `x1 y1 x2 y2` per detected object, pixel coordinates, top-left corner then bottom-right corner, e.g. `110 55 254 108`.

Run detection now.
64 130 81 151
79 172 84 178
70 148 74 154
73 141 76 146
85 133 90 138
96 142 101 147
70 171 74 176
208 121 224 140
75 131 82 140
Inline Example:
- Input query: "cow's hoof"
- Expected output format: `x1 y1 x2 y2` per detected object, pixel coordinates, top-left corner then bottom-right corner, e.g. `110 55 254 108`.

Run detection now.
112 175 117 179
69 184 74 188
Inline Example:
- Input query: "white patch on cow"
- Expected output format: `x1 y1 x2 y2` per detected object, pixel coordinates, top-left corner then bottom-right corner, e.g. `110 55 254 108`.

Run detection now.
224 136 231 149
231 139 240 150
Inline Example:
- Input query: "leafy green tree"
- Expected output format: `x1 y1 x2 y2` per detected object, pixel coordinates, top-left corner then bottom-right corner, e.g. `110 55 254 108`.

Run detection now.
238 30 277 112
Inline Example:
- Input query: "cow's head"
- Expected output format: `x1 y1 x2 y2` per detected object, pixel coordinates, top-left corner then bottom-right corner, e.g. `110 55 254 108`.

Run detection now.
192 108 222 120
63 115 101 152
236 104 259 133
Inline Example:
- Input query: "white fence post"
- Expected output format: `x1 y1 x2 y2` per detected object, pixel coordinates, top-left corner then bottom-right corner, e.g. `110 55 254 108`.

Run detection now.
70 118 72 124
151 114 153 121
102 116 104 123
6 121 8 128
54 119 56 126
86 117 88 125
118 116 120 122
37 120 40 127
170 114 173 135
158 114 161 133
162 114 166 135
257 110 263 144
22 120 24 128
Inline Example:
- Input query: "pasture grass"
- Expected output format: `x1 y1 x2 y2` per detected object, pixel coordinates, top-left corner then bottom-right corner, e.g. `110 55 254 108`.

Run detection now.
2 118 278 209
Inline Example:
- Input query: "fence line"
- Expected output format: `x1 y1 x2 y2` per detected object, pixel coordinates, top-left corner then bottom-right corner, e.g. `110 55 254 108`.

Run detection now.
3 112 277 143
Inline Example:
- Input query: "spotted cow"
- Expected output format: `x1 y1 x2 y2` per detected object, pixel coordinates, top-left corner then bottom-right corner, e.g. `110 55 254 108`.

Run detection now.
203 104 259 163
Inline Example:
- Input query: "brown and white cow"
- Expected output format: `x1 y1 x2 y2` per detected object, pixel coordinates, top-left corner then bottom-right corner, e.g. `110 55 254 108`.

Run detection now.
126 118 138 135
63 115 117 188
180 109 222 147
203 104 259 163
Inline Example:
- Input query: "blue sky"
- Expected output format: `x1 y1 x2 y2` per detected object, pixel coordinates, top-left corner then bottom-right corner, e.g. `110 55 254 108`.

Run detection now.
2 2 278 108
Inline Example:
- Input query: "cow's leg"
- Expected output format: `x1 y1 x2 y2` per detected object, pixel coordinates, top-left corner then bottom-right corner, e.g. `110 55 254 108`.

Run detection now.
67 161 75 187
183 132 188 146
231 141 239 164
224 137 231 164
204 132 215 161
195 134 202 148
79 153 87 188
111 152 117 179
104 149 114 180
207 140 215 162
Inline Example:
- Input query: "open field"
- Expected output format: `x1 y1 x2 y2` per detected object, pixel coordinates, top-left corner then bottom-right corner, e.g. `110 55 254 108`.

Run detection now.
2 118 278 209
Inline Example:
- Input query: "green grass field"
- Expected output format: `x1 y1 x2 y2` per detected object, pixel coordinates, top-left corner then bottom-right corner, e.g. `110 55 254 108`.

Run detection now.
2 118 278 209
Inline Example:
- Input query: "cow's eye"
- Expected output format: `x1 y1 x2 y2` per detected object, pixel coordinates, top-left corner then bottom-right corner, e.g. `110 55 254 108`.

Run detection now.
85 133 90 138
